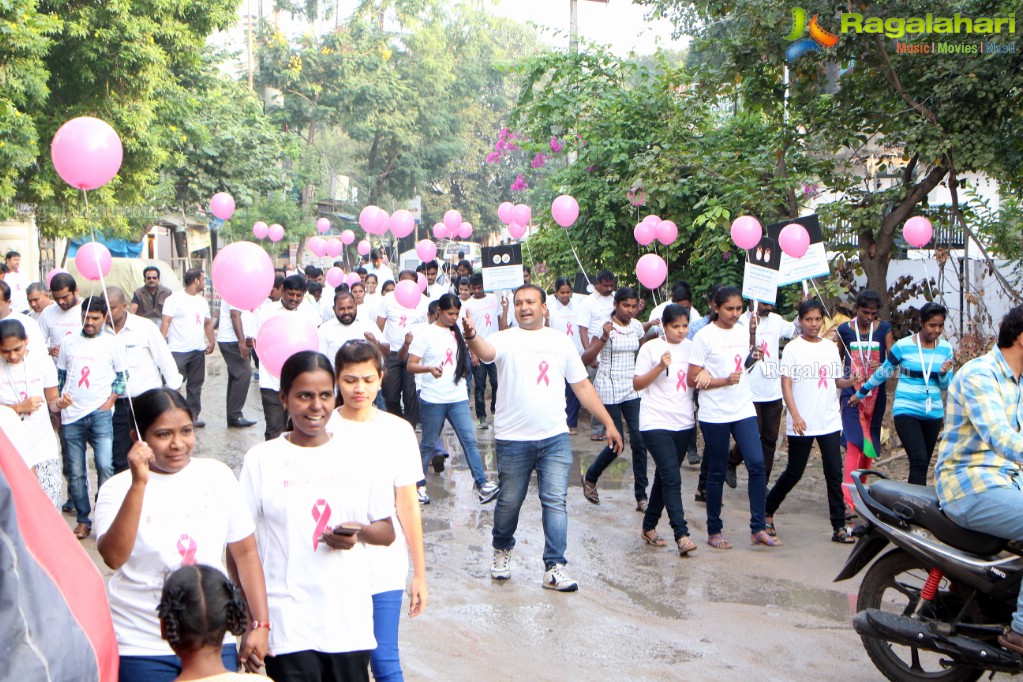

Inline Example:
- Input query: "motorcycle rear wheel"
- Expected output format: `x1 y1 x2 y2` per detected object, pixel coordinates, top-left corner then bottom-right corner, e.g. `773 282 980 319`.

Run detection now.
857 549 982 682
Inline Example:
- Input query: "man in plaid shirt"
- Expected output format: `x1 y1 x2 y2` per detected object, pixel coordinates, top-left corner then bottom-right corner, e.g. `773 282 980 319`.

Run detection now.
935 305 1023 654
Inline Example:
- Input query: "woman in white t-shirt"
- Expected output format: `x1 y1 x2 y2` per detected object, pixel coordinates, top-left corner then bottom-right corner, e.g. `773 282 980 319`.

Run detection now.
687 286 778 550
95 388 270 682
328 340 428 682
408 293 499 504
548 277 583 435
0 318 61 507
580 287 652 510
240 351 396 682
766 300 855 544
633 305 706 557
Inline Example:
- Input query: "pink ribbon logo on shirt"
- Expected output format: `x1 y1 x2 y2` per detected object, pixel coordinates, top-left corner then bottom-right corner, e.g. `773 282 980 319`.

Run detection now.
734 354 743 373
177 534 197 565
195 313 201 325
311 499 332 551
399 315 407 328
444 349 454 366
818 366 829 389
78 366 91 388
761 340 769 358
537 360 550 386
676 370 686 392
566 322 573 336
485 313 492 328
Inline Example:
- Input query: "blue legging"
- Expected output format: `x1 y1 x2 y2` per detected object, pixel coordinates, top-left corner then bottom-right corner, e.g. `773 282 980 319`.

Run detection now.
371 589 404 682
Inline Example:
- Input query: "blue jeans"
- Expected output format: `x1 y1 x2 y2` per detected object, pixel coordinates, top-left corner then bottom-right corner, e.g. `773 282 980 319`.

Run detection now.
119 644 237 682
472 361 497 420
943 485 1023 633
63 409 114 527
371 590 404 682
700 417 767 536
584 398 648 502
642 428 695 540
419 399 487 487
492 433 572 568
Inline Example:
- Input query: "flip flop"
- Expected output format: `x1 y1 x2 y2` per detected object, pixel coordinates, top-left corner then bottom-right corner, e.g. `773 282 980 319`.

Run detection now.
751 530 783 547
589 434 605 441
832 528 856 544
677 536 698 556
707 534 732 550
641 529 667 547
581 476 599 504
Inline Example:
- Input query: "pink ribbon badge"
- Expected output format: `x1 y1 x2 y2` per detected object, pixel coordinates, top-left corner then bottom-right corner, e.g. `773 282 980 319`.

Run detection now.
195 313 201 325
676 370 687 392
444 349 454 366
311 498 332 551
537 360 550 386
485 313 492 327
566 322 573 336
78 366 91 388
177 534 197 566
734 354 743 373
818 366 829 389
761 340 769 358
399 315 407 328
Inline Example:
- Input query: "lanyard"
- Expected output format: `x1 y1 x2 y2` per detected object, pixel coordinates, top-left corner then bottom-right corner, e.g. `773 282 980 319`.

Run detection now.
915 334 937 390
855 321 875 371
2 358 30 418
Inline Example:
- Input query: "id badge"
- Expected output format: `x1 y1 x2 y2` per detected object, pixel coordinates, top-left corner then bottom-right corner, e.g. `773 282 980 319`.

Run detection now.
926 397 933 413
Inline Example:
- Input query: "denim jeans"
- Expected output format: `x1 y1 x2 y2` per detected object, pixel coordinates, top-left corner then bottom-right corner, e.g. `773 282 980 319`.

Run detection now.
371 590 404 682
766 431 844 530
700 417 767 536
471 361 498 420
418 399 487 487
584 398 648 502
493 433 572 568
63 409 114 527
119 644 237 682
943 484 1023 633
642 428 695 540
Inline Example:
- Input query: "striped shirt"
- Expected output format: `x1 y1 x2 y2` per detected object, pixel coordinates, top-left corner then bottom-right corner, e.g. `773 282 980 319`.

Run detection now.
856 335 954 419
935 347 1023 506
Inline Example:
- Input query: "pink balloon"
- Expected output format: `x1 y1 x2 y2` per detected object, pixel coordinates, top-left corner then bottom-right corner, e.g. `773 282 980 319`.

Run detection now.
497 202 514 224
457 222 473 239
325 266 346 288
340 229 356 245
394 280 422 309
325 238 343 257
551 195 580 228
634 222 656 247
416 240 437 262
345 273 362 287
212 241 275 312
46 268 69 288
779 223 811 259
904 216 934 248
389 209 416 238
307 236 327 257
432 223 448 240
443 210 462 233
75 242 112 281
416 272 428 292
643 214 662 225
360 206 387 235
730 216 763 251
268 224 285 243
209 192 235 221
636 254 668 289
316 217 331 234
656 220 678 246
255 316 319 378
357 240 371 256
508 222 526 239
50 117 123 190
512 204 531 227
252 221 269 239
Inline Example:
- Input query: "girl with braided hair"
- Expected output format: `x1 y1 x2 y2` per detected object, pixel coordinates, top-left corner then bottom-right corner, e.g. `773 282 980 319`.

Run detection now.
158 564 259 680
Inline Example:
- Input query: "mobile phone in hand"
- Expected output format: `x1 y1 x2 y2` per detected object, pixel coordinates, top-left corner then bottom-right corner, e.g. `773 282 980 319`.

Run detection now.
332 523 361 536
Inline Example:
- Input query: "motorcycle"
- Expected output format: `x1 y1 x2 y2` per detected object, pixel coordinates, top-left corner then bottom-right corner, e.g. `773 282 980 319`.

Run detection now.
835 470 1023 681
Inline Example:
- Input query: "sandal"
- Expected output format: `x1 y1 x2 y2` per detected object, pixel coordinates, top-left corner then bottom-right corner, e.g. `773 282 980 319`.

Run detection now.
765 521 777 537
581 476 599 504
568 427 578 436
589 433 605 441
677 536 698 556
707 534 732 550
73 523 91 540
751 530 783 547
641 529 667 547
636 500 648 513
832 528 856 544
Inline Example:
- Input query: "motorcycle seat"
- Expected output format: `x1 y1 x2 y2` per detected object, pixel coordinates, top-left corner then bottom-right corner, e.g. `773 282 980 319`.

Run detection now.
869 480 1007 556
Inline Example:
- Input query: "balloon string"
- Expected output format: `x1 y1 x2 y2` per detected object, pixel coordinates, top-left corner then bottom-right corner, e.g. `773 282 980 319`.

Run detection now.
808 277 851 357
562 230 591 288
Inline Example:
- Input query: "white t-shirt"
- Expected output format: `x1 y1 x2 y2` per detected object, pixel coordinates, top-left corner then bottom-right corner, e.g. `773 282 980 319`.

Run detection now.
6 270 29 312
688 322 756 423
362 293 383 320
737 311 797 402
56 333 125 424
216 301 241 343
1 311 47 359
426 282 447 301
162 291 211 353
547 299 583 354
780 336 844 436
577 292 614 338
367 264 394 287
647 301 701 327
487 327 587 440
0 353 59 467
462 295 502 339
318 317 386 370
239 434 395 655
377 294 428 350
0 405 42 469
325 409 421 593
634 338 695 431
37 302 82 357
408 323 467 404
95 458 255 657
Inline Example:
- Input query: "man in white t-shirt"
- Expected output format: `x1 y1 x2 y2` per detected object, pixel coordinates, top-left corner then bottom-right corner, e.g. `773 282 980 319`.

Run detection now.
37 272 83 362
216 298 256 429
26 281 52 321
0 281 47 358
160 268 215 427
646 282 700 332
319 290 389 369
376 270 429 426
4 250 29 313
55 296 126 539
462 273 502 428
576 270 616 440
464 284 622 592
424 260 447 301
367 249 394 289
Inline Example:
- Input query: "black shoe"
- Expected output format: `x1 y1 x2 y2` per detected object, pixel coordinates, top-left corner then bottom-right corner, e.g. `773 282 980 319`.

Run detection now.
687 451 701 465
694 490 706 503
431 454 446 473
228 418 257 428
726 464 738 489
194 420 206 428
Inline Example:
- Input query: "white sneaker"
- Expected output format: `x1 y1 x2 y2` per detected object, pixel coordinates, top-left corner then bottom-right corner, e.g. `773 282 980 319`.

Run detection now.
491 548 512 580
542 564 578 592
417 485 430 505
477 418 488 430
477 481 499 504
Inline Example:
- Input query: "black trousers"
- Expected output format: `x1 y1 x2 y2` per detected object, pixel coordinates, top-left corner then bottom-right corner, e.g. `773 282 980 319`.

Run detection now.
642 428 695 540
766 431 845 530
894 415 944 486
112 397 135 474
264 649 371 682
172 350 205 419
728 398 784 479
218 341 252 421
260 388 287 441
382 353 418 426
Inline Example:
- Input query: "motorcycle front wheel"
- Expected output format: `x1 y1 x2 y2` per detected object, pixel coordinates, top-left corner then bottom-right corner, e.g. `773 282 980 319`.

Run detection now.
857 549 983 682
